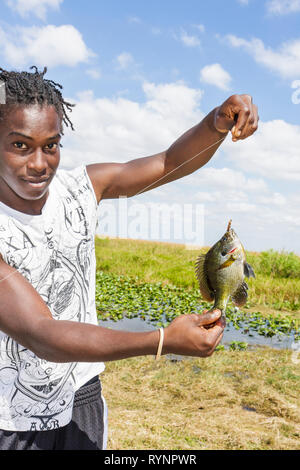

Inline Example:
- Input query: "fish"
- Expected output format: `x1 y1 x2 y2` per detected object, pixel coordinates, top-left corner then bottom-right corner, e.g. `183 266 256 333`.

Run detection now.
195 220 255 317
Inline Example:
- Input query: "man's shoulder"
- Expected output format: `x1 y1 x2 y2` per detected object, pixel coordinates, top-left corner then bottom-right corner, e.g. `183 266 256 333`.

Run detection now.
55 165 87 183
54 165 98 207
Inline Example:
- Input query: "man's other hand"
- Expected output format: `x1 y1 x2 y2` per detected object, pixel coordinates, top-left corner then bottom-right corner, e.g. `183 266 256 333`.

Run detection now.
214 94 259 142
163 309 226 358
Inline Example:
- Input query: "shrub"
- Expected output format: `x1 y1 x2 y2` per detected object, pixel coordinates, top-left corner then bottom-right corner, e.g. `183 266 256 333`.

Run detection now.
257 250 300 279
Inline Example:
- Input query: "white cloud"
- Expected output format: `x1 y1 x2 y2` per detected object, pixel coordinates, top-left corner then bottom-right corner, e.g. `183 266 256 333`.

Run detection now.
186 167 268 193
195 24 205 33
224 119 300 181
176 162 299 252
194 24 205 33
266 0 300 15
237 0 249 5
256 192 286 206
62 81 204 168
116 52 134 70
86 68 101 80
0 24 95 68
180 30 201 47
200 63 232 90
179 164 300 251
226 34 300 79
6 0 63 21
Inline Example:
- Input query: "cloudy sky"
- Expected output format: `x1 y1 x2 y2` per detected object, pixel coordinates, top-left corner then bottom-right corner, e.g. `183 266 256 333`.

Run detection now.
1 0 300 253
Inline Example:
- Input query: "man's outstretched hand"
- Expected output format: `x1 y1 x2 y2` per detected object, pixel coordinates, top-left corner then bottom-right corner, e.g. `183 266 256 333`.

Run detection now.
163 309 226 358
214 94 259 142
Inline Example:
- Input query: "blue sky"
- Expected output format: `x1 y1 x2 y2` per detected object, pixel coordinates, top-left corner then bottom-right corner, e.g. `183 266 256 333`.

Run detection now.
1 0 300 253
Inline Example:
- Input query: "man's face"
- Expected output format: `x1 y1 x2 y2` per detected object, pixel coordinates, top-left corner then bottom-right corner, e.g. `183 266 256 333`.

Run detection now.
0 104 62 214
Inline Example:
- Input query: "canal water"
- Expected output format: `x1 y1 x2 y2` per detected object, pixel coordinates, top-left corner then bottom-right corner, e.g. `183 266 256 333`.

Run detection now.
99 315 296 351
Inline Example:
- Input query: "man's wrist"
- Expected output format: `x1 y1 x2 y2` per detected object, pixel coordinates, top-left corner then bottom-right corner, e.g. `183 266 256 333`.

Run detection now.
204 108 228 136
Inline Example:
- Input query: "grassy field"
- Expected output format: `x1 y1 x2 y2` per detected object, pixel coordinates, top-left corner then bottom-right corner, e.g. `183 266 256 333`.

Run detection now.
95 237 300 450
103 352 300 450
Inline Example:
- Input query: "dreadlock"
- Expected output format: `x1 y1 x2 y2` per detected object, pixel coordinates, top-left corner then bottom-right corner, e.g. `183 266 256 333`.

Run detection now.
0 66 75 131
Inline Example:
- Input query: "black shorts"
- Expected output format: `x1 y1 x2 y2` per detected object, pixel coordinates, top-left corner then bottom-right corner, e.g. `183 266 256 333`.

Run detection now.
0 376 108 450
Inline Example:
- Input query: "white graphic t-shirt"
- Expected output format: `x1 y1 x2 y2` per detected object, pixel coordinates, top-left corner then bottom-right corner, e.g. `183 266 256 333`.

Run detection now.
0 165 105 432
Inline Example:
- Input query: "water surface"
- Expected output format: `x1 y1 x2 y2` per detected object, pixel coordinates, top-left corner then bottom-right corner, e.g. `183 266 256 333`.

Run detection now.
99 316 295 350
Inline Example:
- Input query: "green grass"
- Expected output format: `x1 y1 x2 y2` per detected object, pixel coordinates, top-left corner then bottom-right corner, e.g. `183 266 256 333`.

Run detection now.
95 237 198 288
247 249 300 279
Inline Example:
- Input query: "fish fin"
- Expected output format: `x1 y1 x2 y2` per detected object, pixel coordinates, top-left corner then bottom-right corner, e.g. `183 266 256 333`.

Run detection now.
244 262 256 279
195 254 214 302
231 281 249 307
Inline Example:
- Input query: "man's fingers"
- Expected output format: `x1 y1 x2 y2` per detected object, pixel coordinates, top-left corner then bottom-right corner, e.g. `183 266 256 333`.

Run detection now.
251 104 259 133
211 329 224 350
239 105 259 140
204 318 226 350
232 98 258 141
166 311 226 357
197 309 222 327
215 94 259 140
232 97 251 139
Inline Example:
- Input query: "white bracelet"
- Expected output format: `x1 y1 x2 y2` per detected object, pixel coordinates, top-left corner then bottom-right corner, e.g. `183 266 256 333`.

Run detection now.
155 328 164 361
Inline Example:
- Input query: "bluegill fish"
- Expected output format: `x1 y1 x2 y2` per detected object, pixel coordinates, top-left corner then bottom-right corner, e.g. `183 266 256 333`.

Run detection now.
195 220 255 317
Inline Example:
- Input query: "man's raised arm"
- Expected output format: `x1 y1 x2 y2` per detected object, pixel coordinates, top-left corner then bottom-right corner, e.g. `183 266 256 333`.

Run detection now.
86 94 258 202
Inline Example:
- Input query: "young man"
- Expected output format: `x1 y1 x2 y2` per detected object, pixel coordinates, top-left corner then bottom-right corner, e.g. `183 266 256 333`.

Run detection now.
0 67 258 450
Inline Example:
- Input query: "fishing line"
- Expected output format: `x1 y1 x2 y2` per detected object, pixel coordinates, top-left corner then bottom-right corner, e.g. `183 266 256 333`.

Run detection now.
0 268 21 284
134 135 227 197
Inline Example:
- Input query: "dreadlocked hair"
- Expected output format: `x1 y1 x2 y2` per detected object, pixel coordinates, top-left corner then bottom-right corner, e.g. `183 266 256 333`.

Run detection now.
0 66 75 131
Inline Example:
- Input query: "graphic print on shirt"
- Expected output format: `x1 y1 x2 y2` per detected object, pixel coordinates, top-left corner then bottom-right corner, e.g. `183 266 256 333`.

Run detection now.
0 168 98 431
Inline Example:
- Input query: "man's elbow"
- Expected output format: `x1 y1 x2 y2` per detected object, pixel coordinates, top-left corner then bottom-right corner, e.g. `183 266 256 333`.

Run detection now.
24 319 71 363
21 337 67 363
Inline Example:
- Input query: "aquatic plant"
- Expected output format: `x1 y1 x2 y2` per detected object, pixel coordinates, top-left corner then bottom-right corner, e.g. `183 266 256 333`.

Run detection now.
96 271 299 342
